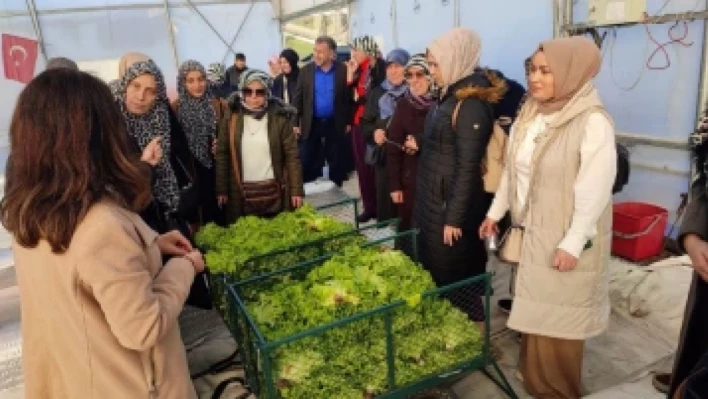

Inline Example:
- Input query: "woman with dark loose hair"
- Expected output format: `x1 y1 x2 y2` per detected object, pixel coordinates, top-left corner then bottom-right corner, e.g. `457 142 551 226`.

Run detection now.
3 69 204 398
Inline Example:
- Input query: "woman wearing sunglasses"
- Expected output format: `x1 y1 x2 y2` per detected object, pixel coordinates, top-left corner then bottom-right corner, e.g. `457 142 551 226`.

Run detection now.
386 54 435 254
215 69 304 223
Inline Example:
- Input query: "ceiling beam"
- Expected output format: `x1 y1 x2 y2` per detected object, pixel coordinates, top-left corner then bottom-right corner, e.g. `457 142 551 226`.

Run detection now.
0 0 268 18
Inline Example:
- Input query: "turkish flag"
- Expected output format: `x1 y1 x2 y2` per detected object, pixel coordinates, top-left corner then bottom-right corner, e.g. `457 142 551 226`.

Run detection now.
2 34 39 84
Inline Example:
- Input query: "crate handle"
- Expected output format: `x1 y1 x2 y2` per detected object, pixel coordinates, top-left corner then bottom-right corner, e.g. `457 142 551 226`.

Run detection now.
612 214 664 240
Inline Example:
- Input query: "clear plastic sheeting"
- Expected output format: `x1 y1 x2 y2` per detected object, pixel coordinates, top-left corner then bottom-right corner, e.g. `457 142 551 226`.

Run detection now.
0 1 281 134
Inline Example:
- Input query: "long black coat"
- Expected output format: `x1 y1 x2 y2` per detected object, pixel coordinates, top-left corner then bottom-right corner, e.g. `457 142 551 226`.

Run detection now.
413 71 504 287
670 178 708 398
361 84 399 222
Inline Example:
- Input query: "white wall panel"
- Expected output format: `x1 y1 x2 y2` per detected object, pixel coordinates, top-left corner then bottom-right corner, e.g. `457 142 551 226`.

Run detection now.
351 0 549 80
461 0 552 84
574 0 705 229
0 0 30 12
36 9 179 92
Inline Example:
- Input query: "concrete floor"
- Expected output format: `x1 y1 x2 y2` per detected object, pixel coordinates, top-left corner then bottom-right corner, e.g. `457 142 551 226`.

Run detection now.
0 178 679 398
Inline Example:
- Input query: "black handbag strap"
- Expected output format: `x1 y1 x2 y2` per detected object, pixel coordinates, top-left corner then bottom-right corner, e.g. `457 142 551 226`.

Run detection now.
210 376 250 399
174 156 194 186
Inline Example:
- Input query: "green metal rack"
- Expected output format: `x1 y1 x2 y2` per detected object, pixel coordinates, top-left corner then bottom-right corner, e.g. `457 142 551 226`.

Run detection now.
224 231 518 399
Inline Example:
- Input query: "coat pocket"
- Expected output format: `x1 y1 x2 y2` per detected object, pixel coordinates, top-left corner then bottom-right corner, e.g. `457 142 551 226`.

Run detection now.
141 349 159 398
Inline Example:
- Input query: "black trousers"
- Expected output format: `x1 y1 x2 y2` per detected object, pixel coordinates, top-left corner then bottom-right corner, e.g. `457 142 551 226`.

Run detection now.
299 118 346 186
669 274 708 398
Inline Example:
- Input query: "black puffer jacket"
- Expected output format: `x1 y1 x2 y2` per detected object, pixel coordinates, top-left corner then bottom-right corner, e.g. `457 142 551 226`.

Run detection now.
413 70 504 287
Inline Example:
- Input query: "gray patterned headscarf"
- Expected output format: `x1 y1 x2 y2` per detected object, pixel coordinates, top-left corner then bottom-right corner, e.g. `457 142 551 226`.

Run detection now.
207 62 225 86
351 35 379 56
177 60 216 169
117 60 180 213
238 69 273 118
691 112 708 188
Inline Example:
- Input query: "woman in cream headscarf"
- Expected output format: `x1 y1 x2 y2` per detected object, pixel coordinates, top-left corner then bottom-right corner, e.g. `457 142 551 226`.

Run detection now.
413 28 506 321
480 36 616 398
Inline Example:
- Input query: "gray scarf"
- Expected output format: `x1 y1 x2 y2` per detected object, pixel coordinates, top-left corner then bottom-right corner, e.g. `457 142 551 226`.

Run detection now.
117 60 180 213
177 60 216 169
378 79 408 119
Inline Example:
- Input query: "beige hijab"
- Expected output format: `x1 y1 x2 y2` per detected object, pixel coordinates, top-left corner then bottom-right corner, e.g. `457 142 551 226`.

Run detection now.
536 36 601 115
427 28 482 92
118 52 151 78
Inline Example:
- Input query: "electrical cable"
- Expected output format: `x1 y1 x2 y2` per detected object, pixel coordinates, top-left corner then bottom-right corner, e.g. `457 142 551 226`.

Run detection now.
609 27 650 91
644 13 694 70
608 0 705 90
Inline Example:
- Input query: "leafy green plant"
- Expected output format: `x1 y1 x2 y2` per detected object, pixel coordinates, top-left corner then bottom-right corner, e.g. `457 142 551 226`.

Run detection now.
247 246 483 398
196 204 364 280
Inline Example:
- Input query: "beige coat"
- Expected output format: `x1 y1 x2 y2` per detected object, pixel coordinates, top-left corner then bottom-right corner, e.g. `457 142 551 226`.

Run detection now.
507 83 613 340
14 200 198 399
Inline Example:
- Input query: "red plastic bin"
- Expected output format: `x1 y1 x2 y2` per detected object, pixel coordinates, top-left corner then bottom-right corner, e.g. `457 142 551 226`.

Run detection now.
611 202 668 262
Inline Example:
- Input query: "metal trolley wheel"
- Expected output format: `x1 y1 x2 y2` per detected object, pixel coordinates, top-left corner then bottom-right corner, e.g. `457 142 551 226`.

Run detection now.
409 387 460 399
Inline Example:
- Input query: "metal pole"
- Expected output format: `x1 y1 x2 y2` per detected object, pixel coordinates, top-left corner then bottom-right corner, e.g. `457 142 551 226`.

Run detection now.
563 0 573 37
697 4 708 126
162 0 180 69
391 0 398 47
24 0 47 62
552 0 562 38
222 1 255 65
692 3 708 192
453 0 460 27
346 1 353 44
184 0 237 57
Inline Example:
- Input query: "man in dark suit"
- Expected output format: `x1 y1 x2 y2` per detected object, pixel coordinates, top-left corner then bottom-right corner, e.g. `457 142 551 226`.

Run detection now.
293 36 352 186
220 53 247 99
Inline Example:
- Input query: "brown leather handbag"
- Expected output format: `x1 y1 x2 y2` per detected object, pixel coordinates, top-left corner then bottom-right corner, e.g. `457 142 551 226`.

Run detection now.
497 125 562 265
229 114 284 217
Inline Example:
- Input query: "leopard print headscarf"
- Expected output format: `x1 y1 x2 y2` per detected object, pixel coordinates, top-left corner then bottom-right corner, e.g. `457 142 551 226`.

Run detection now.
691 111 708 188
117 60 180 213
177 60 216 169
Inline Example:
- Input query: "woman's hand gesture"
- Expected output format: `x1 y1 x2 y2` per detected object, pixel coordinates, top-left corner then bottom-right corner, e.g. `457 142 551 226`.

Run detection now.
141 137 163 166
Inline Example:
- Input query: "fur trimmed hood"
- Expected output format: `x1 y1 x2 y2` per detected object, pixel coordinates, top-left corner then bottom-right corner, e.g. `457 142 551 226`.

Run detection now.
452 68 508 104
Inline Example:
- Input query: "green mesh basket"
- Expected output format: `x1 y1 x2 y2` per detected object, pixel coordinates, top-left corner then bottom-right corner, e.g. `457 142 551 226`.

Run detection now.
225 231 496 399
